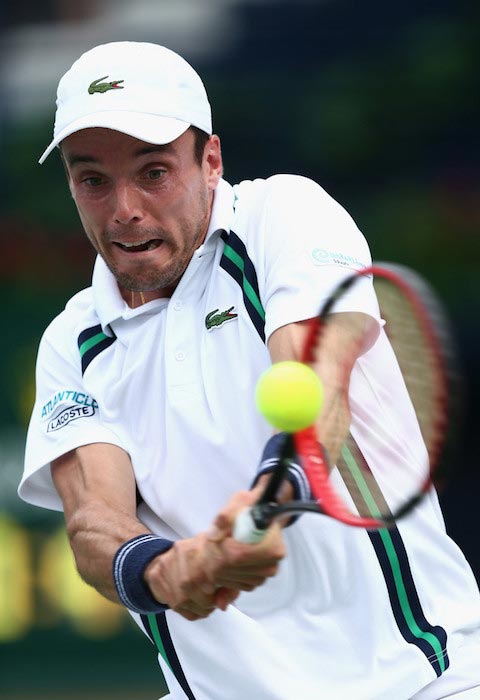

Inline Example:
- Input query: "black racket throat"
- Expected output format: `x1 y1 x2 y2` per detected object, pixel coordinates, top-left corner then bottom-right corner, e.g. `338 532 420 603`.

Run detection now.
250 500 322 530
257 433 296 506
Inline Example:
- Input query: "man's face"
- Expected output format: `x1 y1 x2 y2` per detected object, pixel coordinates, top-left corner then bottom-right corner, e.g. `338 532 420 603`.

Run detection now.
62 127 222 295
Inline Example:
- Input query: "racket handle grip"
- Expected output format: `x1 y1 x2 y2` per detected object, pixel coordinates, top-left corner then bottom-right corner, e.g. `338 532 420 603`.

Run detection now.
233 508 267 544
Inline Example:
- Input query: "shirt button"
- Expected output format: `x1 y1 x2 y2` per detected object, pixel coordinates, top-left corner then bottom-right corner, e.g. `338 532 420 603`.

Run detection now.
175 350 186 361
173 300 183 311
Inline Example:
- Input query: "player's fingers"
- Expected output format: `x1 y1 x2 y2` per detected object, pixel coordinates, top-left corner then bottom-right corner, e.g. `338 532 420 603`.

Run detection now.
216 558 283 585
173 595 218 619
178 578 217 606
218 552 284 571
206 549 283 590
197 579 217 595
213 587 240 611
216 562 281 583
174 606 214 621
208 490 259 541
226 523 286 563
216 575 269 591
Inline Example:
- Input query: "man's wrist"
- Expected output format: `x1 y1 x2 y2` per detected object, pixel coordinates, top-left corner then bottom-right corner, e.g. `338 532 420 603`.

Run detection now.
113 534 174 614
143 547 172 605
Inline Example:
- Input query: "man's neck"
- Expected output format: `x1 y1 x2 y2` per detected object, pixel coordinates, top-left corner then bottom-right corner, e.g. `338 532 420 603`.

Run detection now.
121 287 174 308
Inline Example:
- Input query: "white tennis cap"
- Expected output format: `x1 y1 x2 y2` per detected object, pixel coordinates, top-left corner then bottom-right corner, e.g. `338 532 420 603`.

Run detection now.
39 41 212 164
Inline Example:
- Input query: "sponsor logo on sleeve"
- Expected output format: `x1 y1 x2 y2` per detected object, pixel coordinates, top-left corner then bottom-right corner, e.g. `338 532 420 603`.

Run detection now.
311 248 366 270
41 390 98 432
47 405 95 432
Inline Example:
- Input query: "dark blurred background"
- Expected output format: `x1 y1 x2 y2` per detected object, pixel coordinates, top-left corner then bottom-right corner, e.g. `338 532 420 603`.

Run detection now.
1 1 479 699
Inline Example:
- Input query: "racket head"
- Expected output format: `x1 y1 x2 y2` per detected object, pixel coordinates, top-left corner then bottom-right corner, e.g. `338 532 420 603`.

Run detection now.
294 262 461 529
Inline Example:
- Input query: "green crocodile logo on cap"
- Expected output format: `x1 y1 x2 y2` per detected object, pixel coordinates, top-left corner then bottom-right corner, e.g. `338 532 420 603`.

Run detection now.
88 76 124 94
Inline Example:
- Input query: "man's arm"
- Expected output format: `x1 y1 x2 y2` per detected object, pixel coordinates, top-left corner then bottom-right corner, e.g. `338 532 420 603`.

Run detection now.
268 312 374 463
51 443 151 602
52 443 285 621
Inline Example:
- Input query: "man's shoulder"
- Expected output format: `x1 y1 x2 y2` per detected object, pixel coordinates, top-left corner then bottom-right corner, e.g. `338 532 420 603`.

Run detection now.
231 174 340 230
229 174 351 247
42 286 99 350
233 174 322 207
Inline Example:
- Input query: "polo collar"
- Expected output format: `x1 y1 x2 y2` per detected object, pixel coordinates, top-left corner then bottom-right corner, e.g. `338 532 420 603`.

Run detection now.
92 178 235 331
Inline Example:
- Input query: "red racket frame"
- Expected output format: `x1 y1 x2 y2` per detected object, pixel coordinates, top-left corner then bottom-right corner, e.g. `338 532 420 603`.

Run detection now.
294 264 449 529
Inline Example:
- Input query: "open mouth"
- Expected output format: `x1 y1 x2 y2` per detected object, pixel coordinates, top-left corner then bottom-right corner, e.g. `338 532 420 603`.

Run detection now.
114 239 162 253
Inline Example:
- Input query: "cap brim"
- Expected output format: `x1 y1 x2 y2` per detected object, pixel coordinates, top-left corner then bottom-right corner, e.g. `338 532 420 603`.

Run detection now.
38 111 191 164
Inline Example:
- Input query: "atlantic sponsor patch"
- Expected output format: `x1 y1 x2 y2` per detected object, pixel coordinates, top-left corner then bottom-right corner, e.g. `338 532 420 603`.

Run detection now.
41 390 98 418
47 404 95 432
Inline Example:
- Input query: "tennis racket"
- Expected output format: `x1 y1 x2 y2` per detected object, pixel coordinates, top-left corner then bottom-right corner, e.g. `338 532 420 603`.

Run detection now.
234 262 460 542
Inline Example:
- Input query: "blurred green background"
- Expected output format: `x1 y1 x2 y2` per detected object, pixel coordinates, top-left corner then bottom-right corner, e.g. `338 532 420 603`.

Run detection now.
1 1 479 699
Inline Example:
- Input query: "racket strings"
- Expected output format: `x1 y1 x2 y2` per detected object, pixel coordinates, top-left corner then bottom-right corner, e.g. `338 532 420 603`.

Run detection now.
311 311 370 466
306 309 398 526
375 279 445 471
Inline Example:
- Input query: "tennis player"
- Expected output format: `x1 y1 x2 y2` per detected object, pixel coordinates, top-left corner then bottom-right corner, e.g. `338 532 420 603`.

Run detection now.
19 42 480 700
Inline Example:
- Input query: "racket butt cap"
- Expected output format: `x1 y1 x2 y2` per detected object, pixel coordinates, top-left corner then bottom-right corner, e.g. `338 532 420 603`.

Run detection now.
233 508 267 544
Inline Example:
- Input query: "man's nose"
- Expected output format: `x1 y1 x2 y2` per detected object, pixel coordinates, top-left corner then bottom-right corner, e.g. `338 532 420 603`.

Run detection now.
113 182 144 225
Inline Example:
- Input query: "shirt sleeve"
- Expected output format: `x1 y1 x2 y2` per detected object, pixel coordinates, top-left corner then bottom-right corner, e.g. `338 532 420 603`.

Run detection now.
251 175 381 343
18 314 126 512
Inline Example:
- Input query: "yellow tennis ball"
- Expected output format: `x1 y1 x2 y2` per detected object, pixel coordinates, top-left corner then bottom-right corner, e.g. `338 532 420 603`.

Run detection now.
255 361 324 432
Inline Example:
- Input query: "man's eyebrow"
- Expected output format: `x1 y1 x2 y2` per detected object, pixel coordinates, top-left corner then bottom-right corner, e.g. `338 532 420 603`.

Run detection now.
64 154 98 168
64 144 175 168
134 144 175 158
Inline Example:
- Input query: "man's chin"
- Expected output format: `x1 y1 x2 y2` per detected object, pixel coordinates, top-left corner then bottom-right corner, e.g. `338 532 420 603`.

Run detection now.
111 267 181 294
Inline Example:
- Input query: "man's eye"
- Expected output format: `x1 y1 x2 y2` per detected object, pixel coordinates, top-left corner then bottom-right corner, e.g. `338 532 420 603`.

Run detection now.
83 176 104 186
147 169 165 180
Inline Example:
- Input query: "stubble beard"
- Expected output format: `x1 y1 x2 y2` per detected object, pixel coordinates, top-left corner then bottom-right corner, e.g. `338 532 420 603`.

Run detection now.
106 234 185 293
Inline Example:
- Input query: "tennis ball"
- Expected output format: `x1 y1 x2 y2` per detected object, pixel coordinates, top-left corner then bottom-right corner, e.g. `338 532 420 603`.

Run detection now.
255 361 324 432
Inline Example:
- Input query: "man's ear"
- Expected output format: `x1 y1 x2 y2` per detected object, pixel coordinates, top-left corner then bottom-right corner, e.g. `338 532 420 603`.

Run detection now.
204 135 223 189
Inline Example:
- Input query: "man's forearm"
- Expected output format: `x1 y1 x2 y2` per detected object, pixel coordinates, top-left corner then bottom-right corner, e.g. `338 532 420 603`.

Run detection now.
66 500 150 603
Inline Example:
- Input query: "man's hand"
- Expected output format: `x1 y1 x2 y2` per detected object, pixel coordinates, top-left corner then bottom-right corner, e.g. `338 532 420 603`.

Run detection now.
144 489 286 621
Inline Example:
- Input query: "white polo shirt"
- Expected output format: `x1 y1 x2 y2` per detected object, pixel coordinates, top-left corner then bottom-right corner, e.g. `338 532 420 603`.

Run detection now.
20 176 480 700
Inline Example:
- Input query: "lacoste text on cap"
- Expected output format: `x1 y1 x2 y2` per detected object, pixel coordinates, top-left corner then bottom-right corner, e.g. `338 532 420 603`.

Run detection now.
39 41 212 164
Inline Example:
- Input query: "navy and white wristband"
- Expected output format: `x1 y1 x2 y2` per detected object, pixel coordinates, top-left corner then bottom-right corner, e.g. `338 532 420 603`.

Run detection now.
251 433 313 523
113 534 174 614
